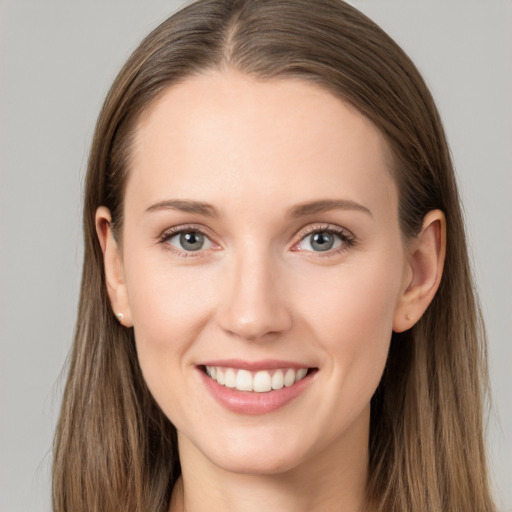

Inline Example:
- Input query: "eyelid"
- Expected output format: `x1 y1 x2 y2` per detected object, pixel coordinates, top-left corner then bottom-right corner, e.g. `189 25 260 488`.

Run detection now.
157 222 356 258
291 223 356 255
158 224 220 258
294 222 353 240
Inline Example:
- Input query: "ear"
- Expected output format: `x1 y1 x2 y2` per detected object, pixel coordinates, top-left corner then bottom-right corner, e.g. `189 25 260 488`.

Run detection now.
393 209 446 332
95 206 133 327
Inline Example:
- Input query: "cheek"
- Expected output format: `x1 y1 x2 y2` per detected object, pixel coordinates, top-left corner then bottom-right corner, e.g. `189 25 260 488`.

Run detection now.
303 259 400 329
124 255 219 402
296 253 403 380
127 259 215 344
125 262 220 424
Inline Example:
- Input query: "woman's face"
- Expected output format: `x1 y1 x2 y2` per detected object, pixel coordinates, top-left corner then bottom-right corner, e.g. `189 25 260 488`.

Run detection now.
114 70 411 475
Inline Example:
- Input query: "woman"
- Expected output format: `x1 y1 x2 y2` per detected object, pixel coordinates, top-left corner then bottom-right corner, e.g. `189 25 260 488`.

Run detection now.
52 0 496 511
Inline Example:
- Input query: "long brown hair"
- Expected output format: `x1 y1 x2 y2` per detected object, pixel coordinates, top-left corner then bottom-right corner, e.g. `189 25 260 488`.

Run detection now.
52 1 495 510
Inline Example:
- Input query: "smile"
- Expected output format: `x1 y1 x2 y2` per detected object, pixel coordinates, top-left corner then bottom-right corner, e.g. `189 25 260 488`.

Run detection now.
199 362 317 415
204 366 309 393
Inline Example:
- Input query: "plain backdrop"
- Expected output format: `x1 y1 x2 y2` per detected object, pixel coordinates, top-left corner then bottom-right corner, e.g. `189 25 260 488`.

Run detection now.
0 1 511 511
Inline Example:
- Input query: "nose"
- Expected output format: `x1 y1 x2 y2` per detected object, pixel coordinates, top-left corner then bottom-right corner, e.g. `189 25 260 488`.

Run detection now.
216 246 293 341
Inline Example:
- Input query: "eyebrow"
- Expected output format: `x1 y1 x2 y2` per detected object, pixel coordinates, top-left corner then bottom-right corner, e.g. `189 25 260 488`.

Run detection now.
145 199 220 218
286 199 372 218
144 198 372 218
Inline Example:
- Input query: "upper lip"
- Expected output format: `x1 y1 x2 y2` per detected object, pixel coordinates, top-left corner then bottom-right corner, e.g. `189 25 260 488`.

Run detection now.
199 359 313 371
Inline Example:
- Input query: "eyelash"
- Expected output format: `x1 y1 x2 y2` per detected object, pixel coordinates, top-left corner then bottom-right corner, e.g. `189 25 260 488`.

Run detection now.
158 223 356 259
158 224 216 259
293 224 356 258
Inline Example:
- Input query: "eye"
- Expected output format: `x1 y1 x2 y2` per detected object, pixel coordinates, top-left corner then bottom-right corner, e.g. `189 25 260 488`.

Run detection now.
293 226 354 254
163 229 214 252
298 230 341 252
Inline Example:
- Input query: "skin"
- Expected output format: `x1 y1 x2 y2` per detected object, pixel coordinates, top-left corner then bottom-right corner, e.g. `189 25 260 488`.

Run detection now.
96 69 446 512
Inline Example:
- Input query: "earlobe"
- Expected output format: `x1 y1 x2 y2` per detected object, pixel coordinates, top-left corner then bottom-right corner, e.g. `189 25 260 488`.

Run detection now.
95 206 133 327
393 209 446 333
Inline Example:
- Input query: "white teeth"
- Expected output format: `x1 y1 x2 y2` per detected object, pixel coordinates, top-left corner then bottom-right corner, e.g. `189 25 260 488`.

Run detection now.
284 368 296 387
271 370 284 390
235 370 253 391
295 368 307 382
253 371 272 392
224 368 236 388
205 366 309 393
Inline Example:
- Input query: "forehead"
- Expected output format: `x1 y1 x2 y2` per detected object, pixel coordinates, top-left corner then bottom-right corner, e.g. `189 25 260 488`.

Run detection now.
127 69 396 219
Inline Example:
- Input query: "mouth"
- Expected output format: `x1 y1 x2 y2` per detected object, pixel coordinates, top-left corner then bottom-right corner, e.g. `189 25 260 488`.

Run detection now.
201 365 312 393
198 362 318 415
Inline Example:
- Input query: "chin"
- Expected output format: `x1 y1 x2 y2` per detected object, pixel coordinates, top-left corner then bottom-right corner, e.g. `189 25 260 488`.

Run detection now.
212 450 304 476
201 428 310 476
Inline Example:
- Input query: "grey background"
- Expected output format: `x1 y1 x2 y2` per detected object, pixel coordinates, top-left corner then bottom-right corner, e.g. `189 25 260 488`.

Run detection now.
0 1 510 511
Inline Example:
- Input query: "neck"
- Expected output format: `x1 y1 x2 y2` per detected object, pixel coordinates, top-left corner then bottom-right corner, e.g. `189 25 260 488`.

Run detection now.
169 408 372 512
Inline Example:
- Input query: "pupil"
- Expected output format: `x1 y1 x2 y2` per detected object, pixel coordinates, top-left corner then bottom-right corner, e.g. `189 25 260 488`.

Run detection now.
312 232 333 251
180 232 204 251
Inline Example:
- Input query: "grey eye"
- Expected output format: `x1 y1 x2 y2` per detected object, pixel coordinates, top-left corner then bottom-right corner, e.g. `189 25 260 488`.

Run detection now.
167 231 212 252
180 232 204 251
310 232 335 251
296 230 344 253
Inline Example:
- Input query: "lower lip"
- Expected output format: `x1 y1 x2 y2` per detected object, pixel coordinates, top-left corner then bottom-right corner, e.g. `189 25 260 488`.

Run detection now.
198 368 316 415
